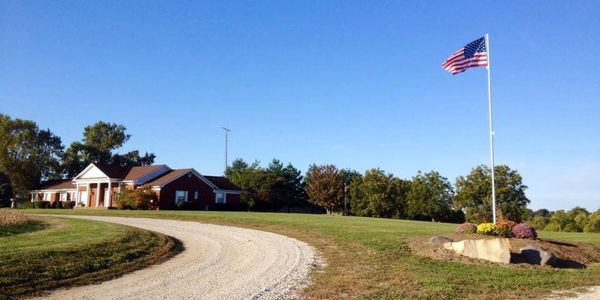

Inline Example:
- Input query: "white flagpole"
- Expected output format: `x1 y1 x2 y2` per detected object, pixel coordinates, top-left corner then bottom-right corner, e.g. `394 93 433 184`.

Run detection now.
485 33 498 224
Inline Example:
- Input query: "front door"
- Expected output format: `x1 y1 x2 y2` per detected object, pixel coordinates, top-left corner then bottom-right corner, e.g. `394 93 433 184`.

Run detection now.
89 188 96 208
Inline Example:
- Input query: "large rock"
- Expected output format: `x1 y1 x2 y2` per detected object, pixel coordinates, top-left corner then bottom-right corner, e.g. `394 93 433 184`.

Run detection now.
429 236 453 244
443 238 511 264
519 245 557 266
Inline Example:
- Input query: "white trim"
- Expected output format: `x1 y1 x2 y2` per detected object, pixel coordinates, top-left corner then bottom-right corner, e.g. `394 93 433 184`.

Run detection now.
73 163 110 180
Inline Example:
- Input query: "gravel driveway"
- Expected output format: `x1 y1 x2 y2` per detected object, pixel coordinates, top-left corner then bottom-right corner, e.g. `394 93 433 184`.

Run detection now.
35 215 318 300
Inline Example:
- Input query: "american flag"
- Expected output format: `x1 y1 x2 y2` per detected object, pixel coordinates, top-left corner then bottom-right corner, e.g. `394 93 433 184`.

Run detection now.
442 37 488 75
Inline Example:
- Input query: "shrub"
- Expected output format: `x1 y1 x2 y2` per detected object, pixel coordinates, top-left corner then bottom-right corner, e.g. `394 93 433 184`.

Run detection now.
62 201 76 209
115 186 157 210
476 223 497 235
17 200 34 209
583 217 600 233
496 220 517 237
456 222 477 234
512 223 537 240
0 209 28 226
177 201 195 210
32 201 50 209
543 222 561 232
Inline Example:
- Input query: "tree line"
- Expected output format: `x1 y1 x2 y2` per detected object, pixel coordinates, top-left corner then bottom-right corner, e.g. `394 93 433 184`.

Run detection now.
226 158 536 223
0 114 155 203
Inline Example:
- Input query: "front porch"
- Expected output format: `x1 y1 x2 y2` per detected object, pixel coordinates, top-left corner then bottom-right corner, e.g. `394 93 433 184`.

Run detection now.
76 181 120 208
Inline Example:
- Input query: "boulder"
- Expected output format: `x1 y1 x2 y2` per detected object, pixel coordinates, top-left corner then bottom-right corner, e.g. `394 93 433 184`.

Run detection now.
519 245 557 266
429 236 453 244
443 238 511 264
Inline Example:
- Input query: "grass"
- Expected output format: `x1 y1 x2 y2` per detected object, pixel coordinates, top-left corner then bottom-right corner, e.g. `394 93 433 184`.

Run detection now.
26 209 600 299
0 215 179 299
0 219 47 236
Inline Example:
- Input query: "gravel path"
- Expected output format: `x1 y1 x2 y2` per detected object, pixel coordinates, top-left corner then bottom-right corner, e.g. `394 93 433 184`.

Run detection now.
35 215 319 300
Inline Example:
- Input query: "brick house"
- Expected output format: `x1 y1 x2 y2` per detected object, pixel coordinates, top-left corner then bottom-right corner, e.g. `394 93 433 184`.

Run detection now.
29 163 242 210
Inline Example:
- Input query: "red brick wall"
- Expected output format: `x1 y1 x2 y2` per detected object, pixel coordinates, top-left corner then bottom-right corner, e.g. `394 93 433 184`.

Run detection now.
158 172 215 210
225 193 241 204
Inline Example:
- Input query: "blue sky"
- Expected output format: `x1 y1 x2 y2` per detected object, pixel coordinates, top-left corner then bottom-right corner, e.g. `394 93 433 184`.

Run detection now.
1 1 598 211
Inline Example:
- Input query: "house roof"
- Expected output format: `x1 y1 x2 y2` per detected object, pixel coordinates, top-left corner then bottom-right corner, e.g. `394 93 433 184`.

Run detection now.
32 179 76 191
203 176 241 190
146 169 193 187
95 165 132 179
124 165 167 181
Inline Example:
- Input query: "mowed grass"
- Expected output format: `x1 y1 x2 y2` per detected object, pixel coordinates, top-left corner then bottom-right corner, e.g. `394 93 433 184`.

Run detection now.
27 209 600 299
0 216 179 299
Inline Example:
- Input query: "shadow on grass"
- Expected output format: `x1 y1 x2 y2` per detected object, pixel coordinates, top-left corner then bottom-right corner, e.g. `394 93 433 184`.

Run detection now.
0 219 47 236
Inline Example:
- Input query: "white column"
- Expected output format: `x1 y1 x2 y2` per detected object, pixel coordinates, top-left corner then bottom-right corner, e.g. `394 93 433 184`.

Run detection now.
106 181 112 208
86 183 91 207
96 182 101 207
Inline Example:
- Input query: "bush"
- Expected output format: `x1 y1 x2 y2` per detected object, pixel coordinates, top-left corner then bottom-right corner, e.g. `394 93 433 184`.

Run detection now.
16 200 34 209
115 186 157 210
0 209 28 226
456 222 477 234
176 201 195 210
543 222 560 232
512 223 537 240
32 201 50 209
62 201 76 209
584 218 600 233
476 223 497 235
496 220 517 237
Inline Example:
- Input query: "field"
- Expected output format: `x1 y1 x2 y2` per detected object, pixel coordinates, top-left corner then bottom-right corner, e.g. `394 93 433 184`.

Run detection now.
0 215 178 299
26 209 600 299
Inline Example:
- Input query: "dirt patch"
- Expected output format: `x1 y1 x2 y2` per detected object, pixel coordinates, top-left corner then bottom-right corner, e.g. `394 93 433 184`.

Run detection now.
407 234 600 268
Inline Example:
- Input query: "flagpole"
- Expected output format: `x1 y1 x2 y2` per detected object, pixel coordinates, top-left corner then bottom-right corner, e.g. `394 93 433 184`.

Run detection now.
485 33 497 224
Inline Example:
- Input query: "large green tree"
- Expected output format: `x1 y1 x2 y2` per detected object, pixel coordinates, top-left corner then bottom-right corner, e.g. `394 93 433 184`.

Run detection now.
0 114 64 196
61 121 155 177
454 165 530 223
0 172 13 207
267 159 307 210
305 164 344 214
225 159 273 210
406 170 456 222
350 168 409 218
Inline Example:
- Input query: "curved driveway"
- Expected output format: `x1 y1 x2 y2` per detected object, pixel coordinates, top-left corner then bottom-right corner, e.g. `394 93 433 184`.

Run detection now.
36 215 317 300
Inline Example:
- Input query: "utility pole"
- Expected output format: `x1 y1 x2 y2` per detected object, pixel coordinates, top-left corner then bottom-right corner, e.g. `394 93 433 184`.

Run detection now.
222 127 230 175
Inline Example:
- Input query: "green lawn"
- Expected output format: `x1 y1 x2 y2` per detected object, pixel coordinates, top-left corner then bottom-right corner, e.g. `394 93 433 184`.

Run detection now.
26 209 600 299
0 215 178 299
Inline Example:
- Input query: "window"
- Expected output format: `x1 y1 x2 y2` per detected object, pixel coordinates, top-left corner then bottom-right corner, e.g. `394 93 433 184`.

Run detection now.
194 191 198 200
215 192 226 204
175 190 188 203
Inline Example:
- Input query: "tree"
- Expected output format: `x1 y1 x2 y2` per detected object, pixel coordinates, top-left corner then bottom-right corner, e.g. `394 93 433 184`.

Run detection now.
61 121 155 177
455 165 530 223
225 159 273 210
406 171 455 222
0 114 64 197
0 172 13 207
349 169 410 218
305 164 344 214
266 160 307 211
115 185 157 209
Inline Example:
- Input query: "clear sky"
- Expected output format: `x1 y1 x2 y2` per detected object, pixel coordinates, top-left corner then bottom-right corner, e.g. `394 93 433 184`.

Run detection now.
1 1 599 211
